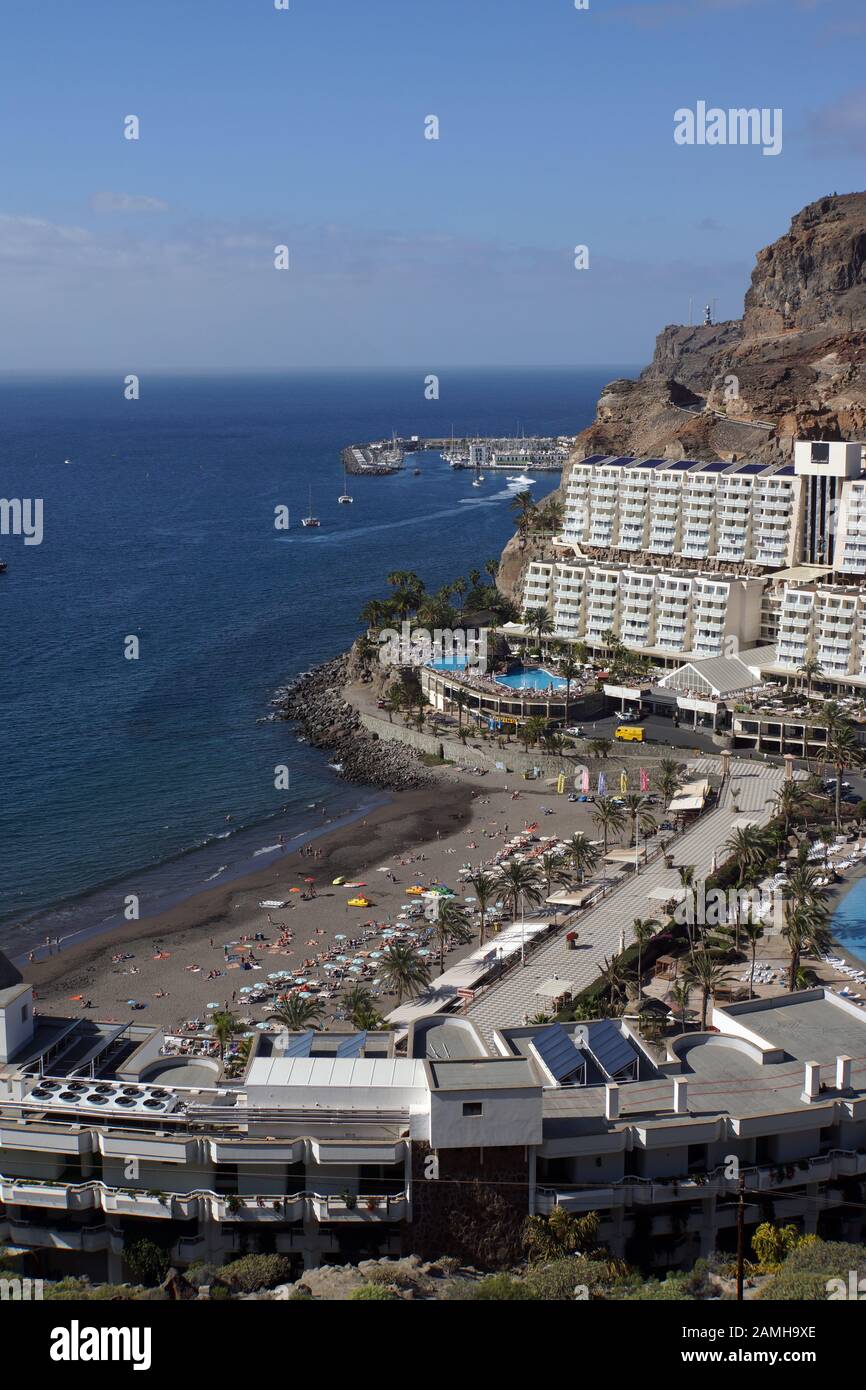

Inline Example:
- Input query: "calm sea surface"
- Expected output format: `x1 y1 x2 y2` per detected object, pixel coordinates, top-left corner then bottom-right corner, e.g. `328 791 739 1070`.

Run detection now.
0 368 628 956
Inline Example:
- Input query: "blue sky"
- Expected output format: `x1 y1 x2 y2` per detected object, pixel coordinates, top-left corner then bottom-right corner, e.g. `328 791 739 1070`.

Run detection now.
1 0 865 369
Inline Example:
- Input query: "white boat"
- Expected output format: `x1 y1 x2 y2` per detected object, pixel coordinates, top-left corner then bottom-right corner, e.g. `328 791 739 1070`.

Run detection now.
506 473 535 487
337 468 353 504
301 486 321 527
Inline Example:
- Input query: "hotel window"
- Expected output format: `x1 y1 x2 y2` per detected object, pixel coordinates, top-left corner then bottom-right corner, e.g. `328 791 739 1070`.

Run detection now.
462 1102 483 1117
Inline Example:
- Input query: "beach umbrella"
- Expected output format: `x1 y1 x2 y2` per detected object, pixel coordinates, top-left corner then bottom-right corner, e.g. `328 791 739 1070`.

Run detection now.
335 933 347 940
206 1001 220 1009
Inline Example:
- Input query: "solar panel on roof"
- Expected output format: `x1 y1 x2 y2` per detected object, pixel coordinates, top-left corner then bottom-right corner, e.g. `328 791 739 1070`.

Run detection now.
336 1031 367 1058
580 454 606 465
700 460 728 472
281 1030 314 1058
634 457 663 468
531 1024 586 1084
664 459 695 470
775 465 795 476
607 456 634 466
736 463 766 474
583 1019 639 1078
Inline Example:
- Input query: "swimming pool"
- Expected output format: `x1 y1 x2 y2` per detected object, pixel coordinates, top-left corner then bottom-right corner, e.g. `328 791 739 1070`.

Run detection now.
495 666 567 691
832 874 866 967
430 655 470 671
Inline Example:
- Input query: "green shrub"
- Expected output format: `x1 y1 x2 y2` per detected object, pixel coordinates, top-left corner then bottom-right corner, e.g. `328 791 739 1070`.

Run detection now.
758 1238 866 1300
221 1254 294 1292
123 1238 169 1287
462 1273 536 1300
523 1255 631 1301
349 1282 399 1300
751 1222 802 1269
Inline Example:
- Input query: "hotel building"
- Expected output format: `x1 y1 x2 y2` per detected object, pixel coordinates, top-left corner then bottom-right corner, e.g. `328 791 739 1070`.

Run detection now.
523 440 866 683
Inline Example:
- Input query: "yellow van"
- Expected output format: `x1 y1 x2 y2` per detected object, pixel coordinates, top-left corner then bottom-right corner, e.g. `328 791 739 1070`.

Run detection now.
615 725 644 742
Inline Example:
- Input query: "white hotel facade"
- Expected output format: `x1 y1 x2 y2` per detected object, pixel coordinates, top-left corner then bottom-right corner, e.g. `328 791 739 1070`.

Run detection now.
522 439 866 687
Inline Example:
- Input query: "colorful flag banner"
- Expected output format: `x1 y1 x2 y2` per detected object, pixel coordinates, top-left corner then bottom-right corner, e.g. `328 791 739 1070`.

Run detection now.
598 771 607 796
620 770 628 794
640 766 649 793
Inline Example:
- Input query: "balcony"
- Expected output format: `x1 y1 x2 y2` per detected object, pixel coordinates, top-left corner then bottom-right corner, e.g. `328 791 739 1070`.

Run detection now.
311 1192 409 1222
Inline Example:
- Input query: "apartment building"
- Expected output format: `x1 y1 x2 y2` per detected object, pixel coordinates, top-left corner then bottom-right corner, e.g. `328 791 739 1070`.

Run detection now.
521 558 763 660
523 439 866 672
3 949 865 1277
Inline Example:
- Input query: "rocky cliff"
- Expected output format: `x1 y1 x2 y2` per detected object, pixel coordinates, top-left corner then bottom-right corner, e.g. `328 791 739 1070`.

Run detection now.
498 191 866 604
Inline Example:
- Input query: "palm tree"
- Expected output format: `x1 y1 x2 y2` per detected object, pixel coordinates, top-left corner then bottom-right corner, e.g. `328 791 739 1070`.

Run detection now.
655 757 682 806
558 654 581 722
587 738 612 760
522 715 550 750
433 898 473 974
466 870 498 946
523 606 553 652
676 864 698 947
341 982 374 1029
592 797 626 857
377 940 432 1006
212 1009 242 1061
622 792 654 849
538 851 570 897
564 832 599 884
741 917 765 999
511 489 536 539
797 656 823 697
782 905 832 993
495 859 545 965
599 953 632 1014
268 993 325 1031
723 824 771 953
778 865 831 990
631 917 659 1004
683 951 732 1030
669 977 691 1034
825 720 864 830
769 782 816 840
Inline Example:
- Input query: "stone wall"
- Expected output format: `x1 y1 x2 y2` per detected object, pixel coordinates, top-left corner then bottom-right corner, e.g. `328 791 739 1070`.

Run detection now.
359 709 693 783
406 1142 529 1267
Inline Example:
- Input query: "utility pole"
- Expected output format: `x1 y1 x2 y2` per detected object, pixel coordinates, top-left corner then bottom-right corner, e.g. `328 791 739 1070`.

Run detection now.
736 1171 746 1301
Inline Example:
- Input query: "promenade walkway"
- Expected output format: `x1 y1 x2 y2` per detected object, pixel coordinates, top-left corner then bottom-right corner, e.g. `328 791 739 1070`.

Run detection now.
465 756 795 1045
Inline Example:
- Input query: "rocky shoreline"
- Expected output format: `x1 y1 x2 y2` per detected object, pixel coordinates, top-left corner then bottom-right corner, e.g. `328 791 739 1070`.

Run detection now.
271 654 435 791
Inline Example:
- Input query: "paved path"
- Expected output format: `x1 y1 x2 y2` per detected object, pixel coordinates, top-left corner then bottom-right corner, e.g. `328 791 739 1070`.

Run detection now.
466 756 793 1044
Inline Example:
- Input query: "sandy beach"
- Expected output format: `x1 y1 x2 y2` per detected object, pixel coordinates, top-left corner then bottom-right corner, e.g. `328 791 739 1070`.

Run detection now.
25 769 601 1032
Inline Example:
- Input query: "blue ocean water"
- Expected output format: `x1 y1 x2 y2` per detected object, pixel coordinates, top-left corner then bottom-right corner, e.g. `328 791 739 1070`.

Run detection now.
0 368 625 955
831 876 866 966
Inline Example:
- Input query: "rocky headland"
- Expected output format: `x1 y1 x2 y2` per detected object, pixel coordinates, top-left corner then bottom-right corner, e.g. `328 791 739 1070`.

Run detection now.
271 653 435 791
498 190 866 605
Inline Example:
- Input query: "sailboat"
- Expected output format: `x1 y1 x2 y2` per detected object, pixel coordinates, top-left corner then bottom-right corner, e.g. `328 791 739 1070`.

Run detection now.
301 486 321 528
337 468 353 504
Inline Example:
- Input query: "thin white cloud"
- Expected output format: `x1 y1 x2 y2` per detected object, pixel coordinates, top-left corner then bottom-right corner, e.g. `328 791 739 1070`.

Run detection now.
90 191 170 214
804 88 866 154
